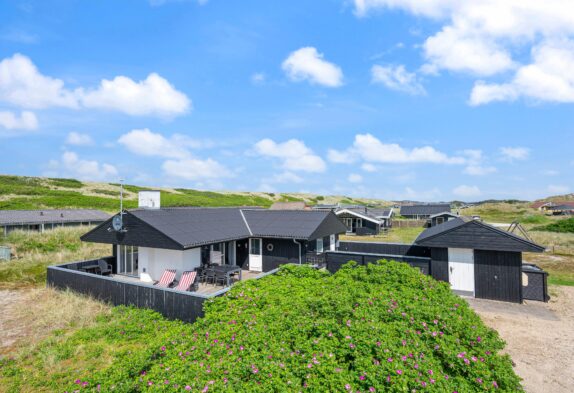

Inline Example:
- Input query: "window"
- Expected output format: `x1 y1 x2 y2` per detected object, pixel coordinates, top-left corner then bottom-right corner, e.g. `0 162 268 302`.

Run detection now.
250 238 261 255
118 245 138 276
437 217 444 225
210 242 225 264
316 238 324 253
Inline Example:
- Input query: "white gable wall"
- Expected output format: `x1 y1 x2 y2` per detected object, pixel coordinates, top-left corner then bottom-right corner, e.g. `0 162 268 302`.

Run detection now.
139 247 201 281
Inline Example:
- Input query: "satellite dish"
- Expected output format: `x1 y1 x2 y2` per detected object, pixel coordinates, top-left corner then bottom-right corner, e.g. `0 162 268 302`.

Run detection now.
112 215 123 232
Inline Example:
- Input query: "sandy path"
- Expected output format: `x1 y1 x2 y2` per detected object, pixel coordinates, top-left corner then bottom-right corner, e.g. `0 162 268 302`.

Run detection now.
468 286 574 393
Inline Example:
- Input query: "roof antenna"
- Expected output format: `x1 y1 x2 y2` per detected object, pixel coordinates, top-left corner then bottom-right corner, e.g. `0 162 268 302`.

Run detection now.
112 178 127 232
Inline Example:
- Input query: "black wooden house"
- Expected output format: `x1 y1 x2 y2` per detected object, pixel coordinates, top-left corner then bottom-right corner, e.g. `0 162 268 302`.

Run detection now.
414 217 545 303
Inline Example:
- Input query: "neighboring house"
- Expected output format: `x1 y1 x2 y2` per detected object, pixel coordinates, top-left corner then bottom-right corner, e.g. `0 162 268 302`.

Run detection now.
548 202 574 215
80 207 348 282
428 211 459 227
414 216 545 303
0 209 110 236
530 201 554 211
400 204 451 219
335 207 394 235
269 201 310 210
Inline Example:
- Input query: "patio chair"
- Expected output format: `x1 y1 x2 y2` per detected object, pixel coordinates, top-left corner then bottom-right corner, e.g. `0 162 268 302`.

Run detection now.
204 268 216 285
214 270 228 287
174 271 197 292
97 259 113 276
195 267 206 284
153 269 177 288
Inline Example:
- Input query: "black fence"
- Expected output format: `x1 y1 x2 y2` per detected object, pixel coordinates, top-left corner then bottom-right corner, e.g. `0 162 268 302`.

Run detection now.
522 264 550 302
47 258 282 323
325 250 431 275
338 241 430 258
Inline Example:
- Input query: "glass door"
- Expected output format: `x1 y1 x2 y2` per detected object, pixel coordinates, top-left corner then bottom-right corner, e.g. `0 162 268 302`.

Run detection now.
118 245 138 276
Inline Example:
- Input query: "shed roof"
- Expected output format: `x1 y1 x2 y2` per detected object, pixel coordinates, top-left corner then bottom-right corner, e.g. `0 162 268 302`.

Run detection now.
335 207 393 223
400 204 451 216
81 207 347 249
415 216 545 253
0 209 110 226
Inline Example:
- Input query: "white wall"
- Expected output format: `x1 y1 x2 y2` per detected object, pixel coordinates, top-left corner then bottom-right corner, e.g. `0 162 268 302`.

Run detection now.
139 247 201 281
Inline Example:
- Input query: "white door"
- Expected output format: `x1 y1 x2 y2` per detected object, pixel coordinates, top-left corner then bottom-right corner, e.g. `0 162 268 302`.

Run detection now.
448 248 475 294
330 234 336 251
249 238 263 272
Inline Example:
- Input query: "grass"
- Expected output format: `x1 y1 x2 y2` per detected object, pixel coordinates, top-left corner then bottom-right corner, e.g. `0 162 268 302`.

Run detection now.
0 263 521 392
532 217 574 233
341 226 424 244
0 288 111 357
463 202 551 223
0 227 110 289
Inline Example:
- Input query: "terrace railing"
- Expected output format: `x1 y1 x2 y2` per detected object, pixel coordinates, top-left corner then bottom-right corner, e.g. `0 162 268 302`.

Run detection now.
47 258 280 323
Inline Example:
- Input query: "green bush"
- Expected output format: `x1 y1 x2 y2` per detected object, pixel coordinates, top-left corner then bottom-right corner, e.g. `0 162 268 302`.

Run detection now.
532 217 574 233
28 262 519 392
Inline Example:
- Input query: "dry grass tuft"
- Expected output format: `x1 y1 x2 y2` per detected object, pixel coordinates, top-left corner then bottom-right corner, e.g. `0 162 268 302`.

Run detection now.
1 288 110 357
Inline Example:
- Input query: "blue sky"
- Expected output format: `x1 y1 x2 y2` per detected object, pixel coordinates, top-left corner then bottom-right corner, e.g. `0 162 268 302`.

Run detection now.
0 0 572 201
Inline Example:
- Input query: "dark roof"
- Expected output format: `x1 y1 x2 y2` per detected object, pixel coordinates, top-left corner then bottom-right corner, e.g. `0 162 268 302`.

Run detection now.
549 204 574 210
400 204 451 216
335 207 393 223
242 209 347 240
0 209 110 226
81 207 348 250
415 217 545 253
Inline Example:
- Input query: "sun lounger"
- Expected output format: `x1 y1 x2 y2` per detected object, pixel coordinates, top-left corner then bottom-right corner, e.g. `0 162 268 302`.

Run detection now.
154 269 177 288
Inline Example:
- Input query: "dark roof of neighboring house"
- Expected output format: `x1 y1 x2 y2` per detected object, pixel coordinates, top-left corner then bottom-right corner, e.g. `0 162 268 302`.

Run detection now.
269 201 309 210
335 207 393 223
415 216 545 253
400 204 451 216
0 209 110 226
429 211 459 219
549 203 574 210
81 207 348 250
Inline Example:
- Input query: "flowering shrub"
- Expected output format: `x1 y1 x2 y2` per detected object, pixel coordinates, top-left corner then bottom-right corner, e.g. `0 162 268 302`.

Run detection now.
55 260 520 392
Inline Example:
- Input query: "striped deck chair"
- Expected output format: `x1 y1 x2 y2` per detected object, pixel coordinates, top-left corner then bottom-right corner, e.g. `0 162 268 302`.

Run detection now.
154 269 177 288
174 271 197 292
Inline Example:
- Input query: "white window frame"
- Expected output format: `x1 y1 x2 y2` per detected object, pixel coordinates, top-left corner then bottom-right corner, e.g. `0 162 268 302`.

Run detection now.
316 238 324 253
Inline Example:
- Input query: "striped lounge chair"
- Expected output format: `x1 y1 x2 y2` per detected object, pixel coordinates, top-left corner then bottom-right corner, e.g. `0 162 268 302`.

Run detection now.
153 269 177 288
174 271 197 292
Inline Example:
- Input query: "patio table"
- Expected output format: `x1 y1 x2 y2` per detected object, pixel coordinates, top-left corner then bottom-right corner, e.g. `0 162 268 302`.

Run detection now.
79 264 100 274
211 265 242 286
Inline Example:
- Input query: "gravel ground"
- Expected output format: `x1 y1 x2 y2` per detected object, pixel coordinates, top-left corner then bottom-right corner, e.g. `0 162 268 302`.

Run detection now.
468 286 574 393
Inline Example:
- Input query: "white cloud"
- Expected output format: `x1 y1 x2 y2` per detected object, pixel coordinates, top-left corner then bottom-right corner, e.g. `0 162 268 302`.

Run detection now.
500 146 530 161
0 53 79 109
329 133 465 165
267 171 303 184
46 151 118 181
463 165 497 176
547 184 570 194
118 128 188 159
282 47 343 87
540 170 559 176
162 157 230 181
251 72 266 84
80 73 190 117
371 64 426 95
470 40 574 105
348 173 363 183
0 53 190 117
453 184 481 198
327 148 356 164
254 138 326 173
361 163 377 172
354 1 574 104
118 128 228 181
65 131 93 146
0 110 37 130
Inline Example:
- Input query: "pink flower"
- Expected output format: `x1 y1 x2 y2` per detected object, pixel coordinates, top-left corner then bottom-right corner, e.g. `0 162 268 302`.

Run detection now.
346 320 352 327
493 381 499 388
160 346 166 351
387 358 393 362
345 384 351 391
359 375 365 381
369 388 375 392
396 369 402 375
185 386 192 391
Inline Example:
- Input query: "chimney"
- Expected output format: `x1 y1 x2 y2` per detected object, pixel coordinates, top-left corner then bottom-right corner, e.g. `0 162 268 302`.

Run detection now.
138 190 161 209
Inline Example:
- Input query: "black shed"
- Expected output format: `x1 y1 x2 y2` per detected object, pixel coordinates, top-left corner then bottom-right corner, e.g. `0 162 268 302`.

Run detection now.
415 217 545 303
